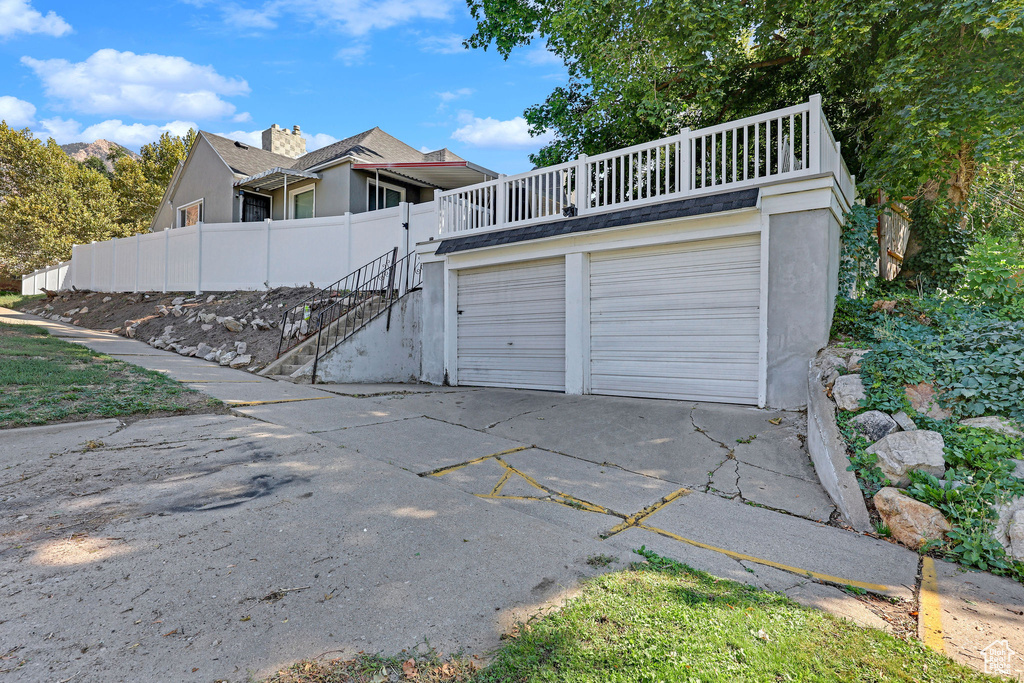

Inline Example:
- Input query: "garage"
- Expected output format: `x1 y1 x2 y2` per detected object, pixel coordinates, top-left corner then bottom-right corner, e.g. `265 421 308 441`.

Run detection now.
456 258 567 391
589 234 762 404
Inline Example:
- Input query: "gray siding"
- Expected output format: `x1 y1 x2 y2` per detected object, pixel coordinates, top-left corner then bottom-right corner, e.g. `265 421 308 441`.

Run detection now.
152 137 236 231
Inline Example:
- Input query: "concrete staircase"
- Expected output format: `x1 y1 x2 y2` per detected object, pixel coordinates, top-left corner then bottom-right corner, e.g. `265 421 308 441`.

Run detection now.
261 295 383 383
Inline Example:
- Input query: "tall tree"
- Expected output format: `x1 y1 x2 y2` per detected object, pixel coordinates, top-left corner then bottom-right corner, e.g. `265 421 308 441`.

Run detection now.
110 130 195 233
467 0 1024 203
0 123 124 277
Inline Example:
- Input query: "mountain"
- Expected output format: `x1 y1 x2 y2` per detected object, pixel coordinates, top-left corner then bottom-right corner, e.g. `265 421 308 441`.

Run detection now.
60 140 140 172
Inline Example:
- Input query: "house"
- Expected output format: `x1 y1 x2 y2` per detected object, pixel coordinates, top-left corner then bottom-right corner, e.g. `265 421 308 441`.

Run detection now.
151 124 499 231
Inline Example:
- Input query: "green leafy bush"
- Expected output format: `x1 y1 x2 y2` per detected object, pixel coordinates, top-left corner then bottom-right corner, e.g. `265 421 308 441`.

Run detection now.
838 204 881 297
934 316 1024 421
899 200 975 291
952 235 1024 319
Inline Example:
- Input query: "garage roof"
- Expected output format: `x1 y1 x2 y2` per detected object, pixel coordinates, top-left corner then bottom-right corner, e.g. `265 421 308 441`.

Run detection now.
435 188 760 254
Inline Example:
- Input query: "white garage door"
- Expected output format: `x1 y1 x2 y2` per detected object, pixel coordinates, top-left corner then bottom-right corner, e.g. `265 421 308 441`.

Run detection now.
457 259 566 391
590 234 761 404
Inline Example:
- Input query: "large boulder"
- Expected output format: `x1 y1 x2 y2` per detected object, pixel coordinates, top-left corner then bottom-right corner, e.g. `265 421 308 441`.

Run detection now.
995 497 1024 561
904 382 952 420
832 374 866 411
866 430 946 487
959 416 1024 439
850 410 900 443
873 487 951 550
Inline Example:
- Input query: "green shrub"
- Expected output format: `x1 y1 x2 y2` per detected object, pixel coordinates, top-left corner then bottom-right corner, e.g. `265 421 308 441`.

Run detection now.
934 316 1024 421
838 204 881 297
952 235 1024 319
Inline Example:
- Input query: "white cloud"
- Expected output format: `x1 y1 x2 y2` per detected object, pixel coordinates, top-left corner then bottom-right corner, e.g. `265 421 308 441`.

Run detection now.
38 117 197 147
299 0 456 36
522 44 562 67
451 110 551 149
216 128 339 152
0 95 36 127
419 33 465 55
231 2 279 29
437 88 473 103
335 44 368 66
21 49 250 120
0 0 71 38
232 111 253 122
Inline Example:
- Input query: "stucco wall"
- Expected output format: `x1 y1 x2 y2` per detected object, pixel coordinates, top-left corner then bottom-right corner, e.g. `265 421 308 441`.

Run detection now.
765 208 841 409
152 137 236 231
315 292 422 383
418 260 445 385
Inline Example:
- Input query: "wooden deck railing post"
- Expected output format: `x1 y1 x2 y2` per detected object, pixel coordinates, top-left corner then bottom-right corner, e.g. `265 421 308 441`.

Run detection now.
808 94 822 174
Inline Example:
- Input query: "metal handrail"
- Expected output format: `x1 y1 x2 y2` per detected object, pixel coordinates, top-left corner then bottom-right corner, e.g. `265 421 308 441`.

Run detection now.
276 249 400 358
310 250 422 382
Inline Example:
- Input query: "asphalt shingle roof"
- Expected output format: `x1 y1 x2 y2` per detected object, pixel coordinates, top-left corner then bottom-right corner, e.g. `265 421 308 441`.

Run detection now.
201 131 297 176
434 188 760 255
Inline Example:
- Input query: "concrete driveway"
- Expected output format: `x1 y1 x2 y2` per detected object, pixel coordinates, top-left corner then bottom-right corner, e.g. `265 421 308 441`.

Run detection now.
0 310 924 681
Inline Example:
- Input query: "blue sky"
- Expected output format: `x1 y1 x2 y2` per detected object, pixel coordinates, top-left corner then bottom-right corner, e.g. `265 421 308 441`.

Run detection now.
0 0 565 174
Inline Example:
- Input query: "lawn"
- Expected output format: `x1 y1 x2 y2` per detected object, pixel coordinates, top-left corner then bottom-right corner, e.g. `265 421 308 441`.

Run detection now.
0 321 223 428
263 550 996 683
0 291 43 309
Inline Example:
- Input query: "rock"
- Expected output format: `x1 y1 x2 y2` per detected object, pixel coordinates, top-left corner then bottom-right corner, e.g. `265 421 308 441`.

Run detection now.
177 346 196 356
199 313 217 324
185 315 196 324
195 343 214 357
832 374 866 411
251 317 271 331
892 411 918 431
152 338 167 349
234 341 247 354
847 350 868 372
207 294 216 303
223 318 243 333
78 306 89 314
904 382 952 420
58 316 72 323
201 324 213 332
43 304 53 311
959 416 1024 439
162 325 174 336
995 498 1024 561
171 307 183 317
65 308 79 316
866 430 946 487
203 352 218 362
215 316 227 324
102 296 112 303
850 410 899 443
1011 460 1024 480
873 487 951 550
171 297 185 306
229 354 251 368
125 325 136 338
219 351 236 366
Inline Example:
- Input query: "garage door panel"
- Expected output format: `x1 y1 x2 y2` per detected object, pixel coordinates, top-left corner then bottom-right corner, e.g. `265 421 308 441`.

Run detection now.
590 235 761 404
457 259 566 392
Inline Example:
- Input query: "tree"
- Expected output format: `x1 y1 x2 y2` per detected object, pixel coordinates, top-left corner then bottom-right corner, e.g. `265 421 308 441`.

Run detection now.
466 0 1024 204
0 123 125 277
109 130 195 233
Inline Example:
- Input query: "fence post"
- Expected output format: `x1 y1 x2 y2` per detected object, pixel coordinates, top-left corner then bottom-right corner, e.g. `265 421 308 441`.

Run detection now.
679 128 691 196
134 234 140 293
575 156 588 216
808 94 822 174
70 244 77 290
111 237 118 292
90 241 97 292
262 218 272 288
495 174 506 229
163 228 170 294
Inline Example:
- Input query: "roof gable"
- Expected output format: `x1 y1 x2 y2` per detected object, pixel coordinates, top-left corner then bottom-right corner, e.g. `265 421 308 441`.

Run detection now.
292 127 464 171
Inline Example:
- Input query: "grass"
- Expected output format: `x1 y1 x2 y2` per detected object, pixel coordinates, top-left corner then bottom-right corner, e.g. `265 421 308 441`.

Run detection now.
261 549 997 683
0 291 43 309
0 321 222 428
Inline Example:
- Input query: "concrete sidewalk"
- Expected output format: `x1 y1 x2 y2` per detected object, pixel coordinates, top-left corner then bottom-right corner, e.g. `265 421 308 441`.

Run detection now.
3 306 1023 680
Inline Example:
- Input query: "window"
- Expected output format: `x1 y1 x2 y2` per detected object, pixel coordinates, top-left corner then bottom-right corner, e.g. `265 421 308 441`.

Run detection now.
367 180 405 211
289 186 315 219
177 199 203 227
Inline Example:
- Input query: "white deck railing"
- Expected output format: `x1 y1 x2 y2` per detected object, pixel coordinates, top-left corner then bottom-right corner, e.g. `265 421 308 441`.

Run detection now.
437 94 855 238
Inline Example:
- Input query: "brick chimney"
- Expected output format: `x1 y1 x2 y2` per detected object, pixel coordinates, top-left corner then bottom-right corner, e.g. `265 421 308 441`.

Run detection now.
261 124 306 158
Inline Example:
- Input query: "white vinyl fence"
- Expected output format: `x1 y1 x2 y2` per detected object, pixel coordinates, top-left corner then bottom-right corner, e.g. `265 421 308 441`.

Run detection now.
22 202 438 295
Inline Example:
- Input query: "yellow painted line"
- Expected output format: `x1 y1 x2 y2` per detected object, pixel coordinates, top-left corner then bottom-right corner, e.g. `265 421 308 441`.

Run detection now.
604 487 692 537
491 469 513 496
919 557 945 653
639 524 891 593
225 396 333 407
493 458 551 495
424 446 531 477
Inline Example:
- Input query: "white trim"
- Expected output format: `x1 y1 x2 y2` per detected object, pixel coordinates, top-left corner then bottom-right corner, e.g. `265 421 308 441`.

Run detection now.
757 210 771 408
443 264 458 385
288 184 316 220
367 178 406 211
177 198 204 228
